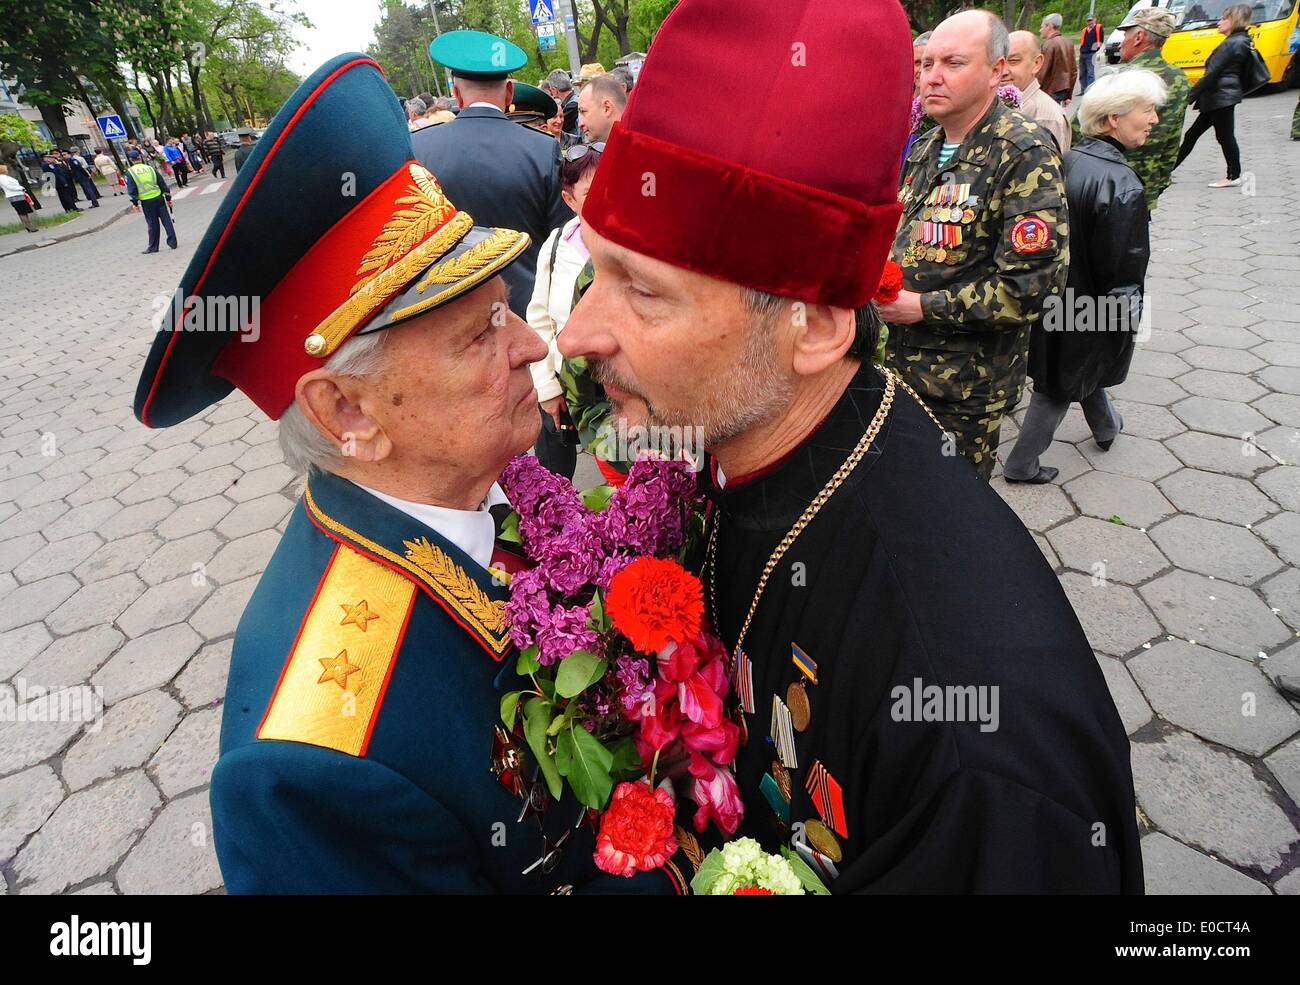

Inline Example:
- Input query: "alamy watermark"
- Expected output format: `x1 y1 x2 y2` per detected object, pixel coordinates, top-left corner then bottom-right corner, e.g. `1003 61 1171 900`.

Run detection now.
890 677 1000 733
0 678 105 732
150 288 261 342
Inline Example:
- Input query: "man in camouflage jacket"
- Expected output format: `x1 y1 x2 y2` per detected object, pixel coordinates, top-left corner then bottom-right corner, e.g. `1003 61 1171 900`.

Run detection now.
881 10 1068 481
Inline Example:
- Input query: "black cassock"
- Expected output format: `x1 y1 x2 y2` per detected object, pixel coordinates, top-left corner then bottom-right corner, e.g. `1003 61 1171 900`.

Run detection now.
706 361 1142 893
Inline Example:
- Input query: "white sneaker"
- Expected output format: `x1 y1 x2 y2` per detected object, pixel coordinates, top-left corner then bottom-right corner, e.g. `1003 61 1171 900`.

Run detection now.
1208 178 1241 187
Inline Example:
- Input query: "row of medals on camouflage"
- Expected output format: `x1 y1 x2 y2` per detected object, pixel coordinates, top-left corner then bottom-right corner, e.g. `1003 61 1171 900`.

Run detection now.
736 640 848 884
903 181 978 266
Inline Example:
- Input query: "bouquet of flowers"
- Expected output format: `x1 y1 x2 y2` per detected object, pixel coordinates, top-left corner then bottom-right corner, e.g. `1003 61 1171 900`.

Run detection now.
497 454 744 876
690 838 829 895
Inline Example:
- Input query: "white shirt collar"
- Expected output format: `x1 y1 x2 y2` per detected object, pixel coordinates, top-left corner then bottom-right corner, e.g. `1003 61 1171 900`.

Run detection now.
353 481 509 572
466 101 505 113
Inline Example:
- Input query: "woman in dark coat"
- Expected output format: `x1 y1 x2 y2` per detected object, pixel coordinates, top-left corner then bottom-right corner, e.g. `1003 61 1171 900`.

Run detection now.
1004 69 1165 484
1174 3 1256 187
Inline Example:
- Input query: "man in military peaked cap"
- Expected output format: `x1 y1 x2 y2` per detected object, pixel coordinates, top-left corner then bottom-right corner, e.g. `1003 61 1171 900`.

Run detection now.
133 54 680 894
413 30 571 319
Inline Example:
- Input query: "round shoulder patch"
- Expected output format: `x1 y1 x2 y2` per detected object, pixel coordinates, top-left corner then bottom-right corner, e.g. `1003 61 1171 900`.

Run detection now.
1009 215 1050 254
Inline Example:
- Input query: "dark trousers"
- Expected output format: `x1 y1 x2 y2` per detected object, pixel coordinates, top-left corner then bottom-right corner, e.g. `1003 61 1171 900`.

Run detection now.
141 197 177 251
173 162 189 187
1080 50 1097 92
533 407 577 479
210 156 225 178
55 184 77 212
75 174 99 205
1176 104 1241 179
1003 387 1122 479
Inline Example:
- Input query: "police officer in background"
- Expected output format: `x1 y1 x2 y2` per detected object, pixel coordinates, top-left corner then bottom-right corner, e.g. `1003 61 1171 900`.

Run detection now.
124 147 177 254
881 9 1068 481
413 30 572 318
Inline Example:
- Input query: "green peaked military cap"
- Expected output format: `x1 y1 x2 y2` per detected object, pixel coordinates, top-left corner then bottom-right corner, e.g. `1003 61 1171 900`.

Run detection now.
430 30 529 80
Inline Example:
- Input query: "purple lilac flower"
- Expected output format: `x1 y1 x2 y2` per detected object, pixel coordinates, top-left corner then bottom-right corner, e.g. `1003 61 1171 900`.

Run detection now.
598 459 699 557
997 84 1022 109
615 653 654 711
499 454 582 523
535 602 603 667
505 567 552 650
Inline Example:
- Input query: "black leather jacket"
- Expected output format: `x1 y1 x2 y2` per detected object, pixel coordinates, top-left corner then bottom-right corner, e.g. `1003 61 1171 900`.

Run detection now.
1028 137 1150 402
1191 29 1252 113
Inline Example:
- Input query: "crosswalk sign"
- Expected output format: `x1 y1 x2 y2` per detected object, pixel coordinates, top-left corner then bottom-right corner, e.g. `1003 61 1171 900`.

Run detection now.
97 114 127 139
531 0 555 24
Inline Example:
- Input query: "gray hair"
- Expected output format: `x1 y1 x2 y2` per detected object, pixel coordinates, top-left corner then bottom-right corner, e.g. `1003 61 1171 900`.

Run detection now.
914 31 932 46
740 288 879 360
1079 68 1168 137
1042 12 1063 29
433 95 455 112
406 97 427 116
546 69 573 93
278 331 390 474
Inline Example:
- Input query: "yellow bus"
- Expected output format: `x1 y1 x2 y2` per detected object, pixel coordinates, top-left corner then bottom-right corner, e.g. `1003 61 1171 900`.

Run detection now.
1164 0 1299 87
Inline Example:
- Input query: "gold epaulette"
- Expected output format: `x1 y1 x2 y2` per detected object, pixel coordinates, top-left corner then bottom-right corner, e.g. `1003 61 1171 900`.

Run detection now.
257 543 417 757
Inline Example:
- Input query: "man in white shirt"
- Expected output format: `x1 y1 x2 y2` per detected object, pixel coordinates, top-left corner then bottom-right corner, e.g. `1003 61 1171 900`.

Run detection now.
1004 30 1072 153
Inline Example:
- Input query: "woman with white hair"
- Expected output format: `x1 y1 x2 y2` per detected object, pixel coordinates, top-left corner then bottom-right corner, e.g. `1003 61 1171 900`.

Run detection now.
1005 69 1165 483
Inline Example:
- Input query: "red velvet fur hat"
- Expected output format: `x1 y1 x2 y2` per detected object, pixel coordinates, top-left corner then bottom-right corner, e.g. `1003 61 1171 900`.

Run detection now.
582 0 914 309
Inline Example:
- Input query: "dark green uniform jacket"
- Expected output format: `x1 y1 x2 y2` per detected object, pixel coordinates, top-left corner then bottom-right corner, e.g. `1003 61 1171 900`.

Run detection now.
211 468 673 894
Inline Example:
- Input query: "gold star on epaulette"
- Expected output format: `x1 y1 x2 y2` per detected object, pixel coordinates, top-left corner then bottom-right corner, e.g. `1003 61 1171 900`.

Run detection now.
318 650 361 689
339 599 380 631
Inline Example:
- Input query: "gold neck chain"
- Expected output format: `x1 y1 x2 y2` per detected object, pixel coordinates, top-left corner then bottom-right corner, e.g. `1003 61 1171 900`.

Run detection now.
705 367 939 657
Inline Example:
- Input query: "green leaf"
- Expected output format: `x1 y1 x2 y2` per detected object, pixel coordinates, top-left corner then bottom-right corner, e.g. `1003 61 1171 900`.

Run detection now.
498 510 522 545
537 677 556 702
516 645 540 676
556 650 606 698
579 484 616 513
547 704 574 736
780 845 831 895
1109 514 1124 525
499 691 521 729
523 698 563 800
586 591 609 632
689 848 728 896
609 737 643 778
562 724 615 809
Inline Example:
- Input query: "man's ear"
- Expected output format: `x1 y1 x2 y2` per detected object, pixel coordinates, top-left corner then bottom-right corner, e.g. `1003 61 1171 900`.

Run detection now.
294 371 394 464
788 303 856 378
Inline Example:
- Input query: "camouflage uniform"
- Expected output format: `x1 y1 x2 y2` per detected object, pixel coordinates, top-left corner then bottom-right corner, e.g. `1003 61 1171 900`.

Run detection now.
1069 48 1190 211
886 99 1068 480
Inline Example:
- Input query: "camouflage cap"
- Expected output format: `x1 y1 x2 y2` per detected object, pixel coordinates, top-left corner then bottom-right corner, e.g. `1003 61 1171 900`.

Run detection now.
1119 8 1177 39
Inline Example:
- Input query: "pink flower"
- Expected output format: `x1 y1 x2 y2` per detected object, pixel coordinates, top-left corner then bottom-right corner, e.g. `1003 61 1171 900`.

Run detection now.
678 672 723 728
593 781 678 877
690 763 744 836
681 716 740 766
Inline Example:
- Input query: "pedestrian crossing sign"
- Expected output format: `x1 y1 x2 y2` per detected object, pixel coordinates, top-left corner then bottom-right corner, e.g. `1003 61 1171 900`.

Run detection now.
531 0 555 24
97 114 127 139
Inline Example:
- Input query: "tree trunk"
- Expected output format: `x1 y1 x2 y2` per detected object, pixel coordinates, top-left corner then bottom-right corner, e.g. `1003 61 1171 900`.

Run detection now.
71 74 125 172
187 58 213 134
37 104 70 146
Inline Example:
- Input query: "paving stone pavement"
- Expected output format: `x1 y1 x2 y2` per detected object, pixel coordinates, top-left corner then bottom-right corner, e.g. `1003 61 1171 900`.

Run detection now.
1 94 1299 895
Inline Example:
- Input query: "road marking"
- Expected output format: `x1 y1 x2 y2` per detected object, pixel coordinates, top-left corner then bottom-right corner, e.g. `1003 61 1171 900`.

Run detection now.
201 181 226 195
171 187 196 200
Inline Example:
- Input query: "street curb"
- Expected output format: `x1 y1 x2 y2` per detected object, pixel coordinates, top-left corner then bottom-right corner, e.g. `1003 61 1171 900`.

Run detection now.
0 200 134 259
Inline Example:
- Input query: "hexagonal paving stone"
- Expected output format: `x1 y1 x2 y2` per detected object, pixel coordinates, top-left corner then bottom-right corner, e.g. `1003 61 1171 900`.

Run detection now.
1254 393 1300 429
1130 730 1297 871
1254 512 1300 567
1166 431 1270 478
91 623 203 703
41 498 121 543
46 572 146 636
226 463 294 503
185 440 248 474
1141 833 1270 895
1046 517 1168 585
18 625 123 687
1156 469 1276 524
156 495 235 541
1147 515 1283 586
1259 366 1300 396
207 530 281 584
72 531 163 584
97 498 178 540
175 640 231 710
1059 572 1162 657
0 690 87 775
189 575 260 638
1255 425 1300 466
1129 640 1300 756
0 532 47 577
116 575 213 639
0 765 63 863
116 468 188 506
991 478 1074 530
0 574 78 632
11 771 159 895
0 500 68 540
1109 400 1185 441
14 470 88 509
1176 369 1267 403
149 706 220 797
12 531 102 585
234 440 285 473
1139 570 1292 660
1064 473 1174 530
1261 570 1300 632
1079 434 1181 481
1184 305 1262 329
1129 349 1191 379
0 622 52 681
60 689 183 790
170 464 241 505
1108 373 1188 406
134 441 200 475
137 530 223 587
115 790 222 895
217 493 295 538
1096 654 1151 735
1265 734 1300 814
1171 396 1272 439
1180 346 1265 374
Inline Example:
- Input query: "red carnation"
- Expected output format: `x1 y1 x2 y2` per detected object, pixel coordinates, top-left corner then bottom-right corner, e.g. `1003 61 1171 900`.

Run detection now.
874 259 903 304
733 886 776 895
593 781 679 877
606 557 704 654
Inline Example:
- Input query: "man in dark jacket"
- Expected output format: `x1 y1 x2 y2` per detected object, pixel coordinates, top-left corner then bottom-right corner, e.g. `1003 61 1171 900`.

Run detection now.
1079 16 1104 92
41 153 78 212
202 131 226 179
1038 12 1078 103
413 31 572 318
1006 69 1164 483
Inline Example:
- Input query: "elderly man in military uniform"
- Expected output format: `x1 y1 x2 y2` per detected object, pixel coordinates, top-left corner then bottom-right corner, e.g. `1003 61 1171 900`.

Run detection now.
413 30 571 319
880 9 1069 481
133 54 687 894
1115 8 1191 211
